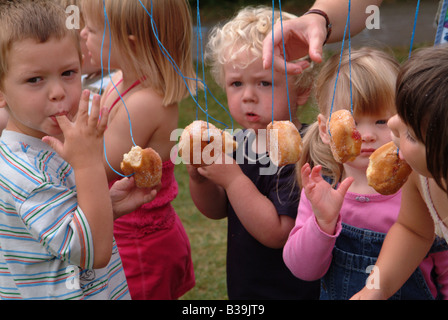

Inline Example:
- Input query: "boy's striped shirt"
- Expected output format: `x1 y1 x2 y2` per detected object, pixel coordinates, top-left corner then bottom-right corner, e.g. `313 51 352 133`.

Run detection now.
0 131 130 300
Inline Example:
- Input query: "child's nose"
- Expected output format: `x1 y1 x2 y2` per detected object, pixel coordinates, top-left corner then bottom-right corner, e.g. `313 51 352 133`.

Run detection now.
242 86 256 102
49 81 66 101
80 26 88 39
387 115 400 138
357 124 375 142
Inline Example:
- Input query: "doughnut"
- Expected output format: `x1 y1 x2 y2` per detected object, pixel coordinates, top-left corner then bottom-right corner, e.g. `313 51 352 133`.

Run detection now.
267 121 302 167
327 109 362 163
178 120 237 167
367 141 412 195
120 146 162 188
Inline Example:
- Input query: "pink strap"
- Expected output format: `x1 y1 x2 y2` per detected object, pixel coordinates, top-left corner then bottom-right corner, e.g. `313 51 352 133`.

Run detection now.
107 79 141 112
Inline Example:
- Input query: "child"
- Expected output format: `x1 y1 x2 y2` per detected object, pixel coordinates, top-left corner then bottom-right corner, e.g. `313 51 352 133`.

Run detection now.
187 6 320 300
0 0 155 300
80 0 197 300
53 0 117 107
352 45 448 300
283 47 448 300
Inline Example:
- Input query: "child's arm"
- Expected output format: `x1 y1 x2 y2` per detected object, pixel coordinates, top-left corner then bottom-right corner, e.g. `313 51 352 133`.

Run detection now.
283 163 353 280
351 172 435 300
284 190 342 280
43 91 113 268
187 164 228 220
196 155 295 249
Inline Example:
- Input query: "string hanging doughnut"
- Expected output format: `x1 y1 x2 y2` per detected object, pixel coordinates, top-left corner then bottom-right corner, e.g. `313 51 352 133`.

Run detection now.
266 1 303 167
367 141 412 195
267 121 303 167
327 109 361 163
326 0 362 164
178 120 237 168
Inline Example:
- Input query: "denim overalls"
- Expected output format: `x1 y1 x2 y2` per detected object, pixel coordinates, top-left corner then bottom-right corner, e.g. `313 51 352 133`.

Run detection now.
320 223 448 300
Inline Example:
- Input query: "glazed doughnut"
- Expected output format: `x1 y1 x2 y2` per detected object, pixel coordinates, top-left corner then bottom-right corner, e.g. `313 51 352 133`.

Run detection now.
327 109 362 163
178 120 237 167
120 146 162 188
267 121 302 167
367 141 412 195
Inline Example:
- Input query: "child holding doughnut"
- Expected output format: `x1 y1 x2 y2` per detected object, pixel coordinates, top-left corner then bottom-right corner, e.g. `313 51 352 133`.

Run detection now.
187 6 320 299
352 45 448 300
283 47 448 300
81 0 197 299
0 0 157 299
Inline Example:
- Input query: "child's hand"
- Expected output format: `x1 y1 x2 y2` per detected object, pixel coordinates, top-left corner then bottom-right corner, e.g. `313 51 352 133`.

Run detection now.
350 286 387 300
301 163 353 235
110 176 159 220
186 164 208 183
196 154 242 190
42 90 108 170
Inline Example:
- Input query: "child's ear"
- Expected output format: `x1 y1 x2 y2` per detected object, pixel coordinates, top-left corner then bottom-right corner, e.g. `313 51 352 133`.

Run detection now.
0 90 7 109
296 87 311 106
128 35 137 53
317 114 330 145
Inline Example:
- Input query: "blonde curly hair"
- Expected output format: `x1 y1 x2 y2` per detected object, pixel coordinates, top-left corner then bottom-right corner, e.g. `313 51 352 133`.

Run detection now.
206 6 315 94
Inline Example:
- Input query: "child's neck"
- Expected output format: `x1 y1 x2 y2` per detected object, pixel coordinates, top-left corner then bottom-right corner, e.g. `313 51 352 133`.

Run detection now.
343 165 378 195
120 69 141 89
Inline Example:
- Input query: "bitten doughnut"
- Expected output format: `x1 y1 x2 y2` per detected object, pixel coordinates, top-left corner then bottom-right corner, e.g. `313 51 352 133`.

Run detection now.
121 146 162 188
178 120 237 167
367 141 412 195
267 121 302 167
327 109 362 163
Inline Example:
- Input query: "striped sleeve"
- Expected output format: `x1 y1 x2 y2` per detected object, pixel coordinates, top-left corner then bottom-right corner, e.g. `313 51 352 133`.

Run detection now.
18 183 94 270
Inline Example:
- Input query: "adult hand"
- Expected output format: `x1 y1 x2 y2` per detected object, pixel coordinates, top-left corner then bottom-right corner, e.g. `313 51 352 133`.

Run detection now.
262 13 327 75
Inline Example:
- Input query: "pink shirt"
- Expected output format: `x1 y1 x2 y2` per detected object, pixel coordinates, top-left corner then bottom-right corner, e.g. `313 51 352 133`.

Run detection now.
283 189 448 299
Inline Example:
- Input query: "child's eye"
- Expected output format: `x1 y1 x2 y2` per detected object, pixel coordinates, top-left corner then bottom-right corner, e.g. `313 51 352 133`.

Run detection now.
27 77 42 84
231 81 242 87
62 70 77 77
260 81 271 87
376 119 388 125
405 131 417 142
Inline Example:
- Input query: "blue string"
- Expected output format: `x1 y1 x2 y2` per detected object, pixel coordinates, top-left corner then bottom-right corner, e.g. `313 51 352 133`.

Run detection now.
278 0 292 122
328 0 352 135
409 0 421 58
101 0 134 178
195 0 211 140
271 0 275 123
138 0 234 131
271 0 292 122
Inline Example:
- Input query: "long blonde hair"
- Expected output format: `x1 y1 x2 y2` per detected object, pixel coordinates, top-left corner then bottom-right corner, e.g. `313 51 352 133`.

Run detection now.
297 47 399 187
81 0 197 106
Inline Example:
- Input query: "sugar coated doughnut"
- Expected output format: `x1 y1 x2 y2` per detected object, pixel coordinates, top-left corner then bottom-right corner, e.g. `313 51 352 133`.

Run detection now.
178 120 237 167
267 121 302 167
328 109 362 163
367 141 412 195
121 146 162 188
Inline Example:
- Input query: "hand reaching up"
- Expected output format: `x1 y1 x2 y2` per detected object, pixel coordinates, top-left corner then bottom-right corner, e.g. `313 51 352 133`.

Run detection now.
301 163 353 235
